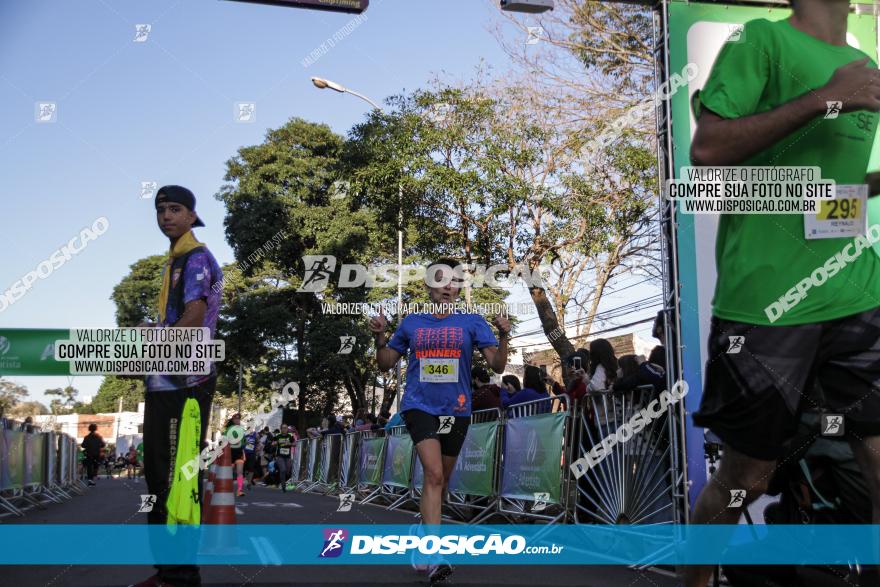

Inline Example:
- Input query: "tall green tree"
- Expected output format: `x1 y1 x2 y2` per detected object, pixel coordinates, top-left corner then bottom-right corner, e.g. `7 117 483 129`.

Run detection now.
45 385 79 415
88 375 145 413
8 401 49 418
110 254 165 326
0 378 28 417
218 118 385 429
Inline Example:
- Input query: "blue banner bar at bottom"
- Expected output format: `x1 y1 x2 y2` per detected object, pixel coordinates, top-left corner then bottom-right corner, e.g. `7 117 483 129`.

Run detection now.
1 525 879 565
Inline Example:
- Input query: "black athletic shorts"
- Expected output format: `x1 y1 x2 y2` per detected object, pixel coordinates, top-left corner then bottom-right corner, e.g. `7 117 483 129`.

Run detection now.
243 452 257 472
402 409 470 457
694 307 880 460
230 447 244 462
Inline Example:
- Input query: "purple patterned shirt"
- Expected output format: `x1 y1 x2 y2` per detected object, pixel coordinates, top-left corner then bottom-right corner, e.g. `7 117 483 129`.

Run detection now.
145 248 223 392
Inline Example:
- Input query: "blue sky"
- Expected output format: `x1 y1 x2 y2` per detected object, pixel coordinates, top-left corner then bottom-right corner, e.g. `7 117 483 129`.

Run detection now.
0 0 659 405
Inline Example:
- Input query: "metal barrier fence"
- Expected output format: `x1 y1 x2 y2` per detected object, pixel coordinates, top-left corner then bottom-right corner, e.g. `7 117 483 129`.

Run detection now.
356 430 386 504
287 392 684 528
0 421 84 517
380 426 416 510
573 386 678 525
497 395 574 524
447 408 502 523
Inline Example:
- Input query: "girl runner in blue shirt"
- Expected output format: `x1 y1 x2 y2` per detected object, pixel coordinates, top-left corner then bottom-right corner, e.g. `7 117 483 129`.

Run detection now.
369 258 510 583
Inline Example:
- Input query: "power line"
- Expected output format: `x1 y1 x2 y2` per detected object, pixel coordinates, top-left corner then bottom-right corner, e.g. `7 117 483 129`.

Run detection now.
509 314 659 352
510 294 662 340
514 276 656 326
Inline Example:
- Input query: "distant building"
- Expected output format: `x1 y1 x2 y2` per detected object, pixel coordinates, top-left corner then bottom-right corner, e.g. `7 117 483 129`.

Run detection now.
33 407 144 444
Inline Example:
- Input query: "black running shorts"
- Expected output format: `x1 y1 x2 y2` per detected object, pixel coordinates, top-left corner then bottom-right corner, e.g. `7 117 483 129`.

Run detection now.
694 307 880 460
401 409 470 457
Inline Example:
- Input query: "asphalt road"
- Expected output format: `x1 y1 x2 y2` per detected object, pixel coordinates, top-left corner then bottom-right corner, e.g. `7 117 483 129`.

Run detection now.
2 476 868 587
0 475 683 587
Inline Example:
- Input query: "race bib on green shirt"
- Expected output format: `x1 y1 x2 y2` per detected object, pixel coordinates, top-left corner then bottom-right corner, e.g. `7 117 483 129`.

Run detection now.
804 184 867 240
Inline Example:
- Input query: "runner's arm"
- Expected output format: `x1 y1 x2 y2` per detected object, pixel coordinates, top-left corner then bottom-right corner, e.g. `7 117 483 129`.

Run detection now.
690 98 824 166
374 335 401 371
480 333 509 374
172 299 207 328
693 58 880 166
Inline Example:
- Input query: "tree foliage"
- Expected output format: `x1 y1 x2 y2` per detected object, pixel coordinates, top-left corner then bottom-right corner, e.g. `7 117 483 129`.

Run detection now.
0 378 28 417
88 375 145 413
111 254 165 326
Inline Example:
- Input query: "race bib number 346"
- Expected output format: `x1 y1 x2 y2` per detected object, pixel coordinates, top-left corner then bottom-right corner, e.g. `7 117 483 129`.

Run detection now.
420 358 459 383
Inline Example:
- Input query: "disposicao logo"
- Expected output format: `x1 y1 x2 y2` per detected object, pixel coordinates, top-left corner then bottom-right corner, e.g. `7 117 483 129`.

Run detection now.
319 528 348 558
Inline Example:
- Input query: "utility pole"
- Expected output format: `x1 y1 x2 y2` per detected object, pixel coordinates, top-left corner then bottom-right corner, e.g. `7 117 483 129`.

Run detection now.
238 363 243 413
114 395 123 451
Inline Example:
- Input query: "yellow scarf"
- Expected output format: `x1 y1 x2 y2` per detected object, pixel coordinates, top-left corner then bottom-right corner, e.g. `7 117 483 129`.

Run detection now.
158 230 204 323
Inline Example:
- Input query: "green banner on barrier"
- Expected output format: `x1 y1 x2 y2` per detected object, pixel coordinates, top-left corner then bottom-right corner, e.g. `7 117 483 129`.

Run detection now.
359 437 385 486
311 440 322 480
500 412 565 503
382 434 412 489
5 430 25 490
449 420 498 497
25 433 46 486
0 329 69 376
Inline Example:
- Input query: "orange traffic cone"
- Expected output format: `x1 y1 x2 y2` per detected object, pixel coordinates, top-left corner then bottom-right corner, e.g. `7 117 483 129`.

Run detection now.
199 445 244 554
206 445 236 524
201 463 216 523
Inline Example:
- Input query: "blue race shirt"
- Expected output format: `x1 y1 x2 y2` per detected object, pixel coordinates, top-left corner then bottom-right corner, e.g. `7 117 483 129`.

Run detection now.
388 313 498 417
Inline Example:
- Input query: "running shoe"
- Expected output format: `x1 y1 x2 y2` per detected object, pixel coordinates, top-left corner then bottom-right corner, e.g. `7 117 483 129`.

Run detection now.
428 561 453 584
409 523 428 572
237 491 245 497
87 480 96 486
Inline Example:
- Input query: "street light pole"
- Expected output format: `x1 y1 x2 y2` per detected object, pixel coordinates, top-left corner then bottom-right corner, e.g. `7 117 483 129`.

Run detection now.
396 182 403 411
311 76 405 413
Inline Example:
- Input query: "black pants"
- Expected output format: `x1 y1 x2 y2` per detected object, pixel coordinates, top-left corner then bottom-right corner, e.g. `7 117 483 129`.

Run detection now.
85 456 100 480
143 379 215 587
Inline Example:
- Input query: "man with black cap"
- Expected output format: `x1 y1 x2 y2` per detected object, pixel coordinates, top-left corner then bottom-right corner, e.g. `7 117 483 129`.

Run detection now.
130 185 222 587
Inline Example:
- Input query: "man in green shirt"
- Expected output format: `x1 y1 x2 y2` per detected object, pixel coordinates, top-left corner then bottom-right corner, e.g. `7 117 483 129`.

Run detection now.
688 1 880 585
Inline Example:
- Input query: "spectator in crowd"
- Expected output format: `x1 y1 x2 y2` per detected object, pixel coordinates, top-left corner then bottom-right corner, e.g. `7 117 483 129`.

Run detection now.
564 349 591 402
541 368 565 397
652 310 666 347
587 338 618 391
384 411 404 431
501 367 551 412
307 417 328 439
614 348 666 395
20 416 35 433
322 414 344 436
471 366 502 411
355 413 380 432
617 354 642 381
649 344 666 371
81 423 105 486
126 445 139 479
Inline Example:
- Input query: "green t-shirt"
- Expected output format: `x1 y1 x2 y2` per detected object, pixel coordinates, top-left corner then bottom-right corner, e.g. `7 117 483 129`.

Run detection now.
699 18 880 325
